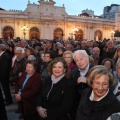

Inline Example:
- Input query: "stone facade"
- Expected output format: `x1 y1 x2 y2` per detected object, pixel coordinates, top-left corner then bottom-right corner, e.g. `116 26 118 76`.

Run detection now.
0 0 115 41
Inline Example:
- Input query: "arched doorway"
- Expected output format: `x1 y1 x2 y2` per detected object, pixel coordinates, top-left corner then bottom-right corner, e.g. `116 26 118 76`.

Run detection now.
74 29 83 40
29 27 40 40
94 30 102 41
3 26 14 40
54 28 63 40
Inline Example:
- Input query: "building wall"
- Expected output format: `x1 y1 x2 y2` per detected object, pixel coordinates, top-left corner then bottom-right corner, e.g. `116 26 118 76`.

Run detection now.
0 0 115 41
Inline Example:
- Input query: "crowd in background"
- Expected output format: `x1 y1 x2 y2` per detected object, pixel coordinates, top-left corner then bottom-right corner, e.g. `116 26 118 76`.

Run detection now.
0 37 120 120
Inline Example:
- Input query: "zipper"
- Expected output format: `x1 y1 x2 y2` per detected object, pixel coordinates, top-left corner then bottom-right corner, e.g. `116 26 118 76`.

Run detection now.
47 84 54 100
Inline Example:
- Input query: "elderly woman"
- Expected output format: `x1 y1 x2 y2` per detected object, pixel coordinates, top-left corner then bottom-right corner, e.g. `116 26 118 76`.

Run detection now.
37 57 75 120
76 65 120 120
63 51 75 70
15 60 42 120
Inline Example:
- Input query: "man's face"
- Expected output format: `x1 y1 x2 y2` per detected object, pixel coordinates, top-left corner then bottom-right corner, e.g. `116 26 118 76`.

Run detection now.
74 53 89 71
15 50 24 60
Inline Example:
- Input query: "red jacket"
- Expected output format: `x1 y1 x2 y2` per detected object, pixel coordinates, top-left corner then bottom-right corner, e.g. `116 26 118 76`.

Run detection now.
15 72 42 114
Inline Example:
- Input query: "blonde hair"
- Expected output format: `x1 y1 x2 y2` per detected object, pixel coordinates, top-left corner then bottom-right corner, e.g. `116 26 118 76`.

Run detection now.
87 65 114 87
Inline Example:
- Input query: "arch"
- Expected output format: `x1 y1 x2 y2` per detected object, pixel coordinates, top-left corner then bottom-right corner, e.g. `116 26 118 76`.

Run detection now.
3 26 14 40
74 29 83 40
54 28 63 40
29 27 40 40
94 30 102 41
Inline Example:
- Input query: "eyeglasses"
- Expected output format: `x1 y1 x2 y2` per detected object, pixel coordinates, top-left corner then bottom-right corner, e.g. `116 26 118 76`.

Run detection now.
93 81 109 88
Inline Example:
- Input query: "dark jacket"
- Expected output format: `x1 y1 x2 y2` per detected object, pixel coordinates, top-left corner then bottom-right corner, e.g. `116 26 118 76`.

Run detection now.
0 52 11 81
15 72 42 114
10 57 26 82
76 88 120 120
37 76 75 120
0 87 7 120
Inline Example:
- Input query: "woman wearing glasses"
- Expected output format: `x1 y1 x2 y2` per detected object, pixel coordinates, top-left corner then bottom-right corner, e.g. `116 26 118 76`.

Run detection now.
76 65 120 120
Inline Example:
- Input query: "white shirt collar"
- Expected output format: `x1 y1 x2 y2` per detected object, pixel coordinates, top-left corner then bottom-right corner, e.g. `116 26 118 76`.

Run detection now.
89 89 109 101
0 51 4 56
79 63 89 76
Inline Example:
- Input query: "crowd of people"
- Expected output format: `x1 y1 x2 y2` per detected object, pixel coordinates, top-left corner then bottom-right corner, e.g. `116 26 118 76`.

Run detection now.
0 38 120 120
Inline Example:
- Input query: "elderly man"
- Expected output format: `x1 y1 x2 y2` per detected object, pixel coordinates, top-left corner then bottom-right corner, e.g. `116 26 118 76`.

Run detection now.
10 47 26 85
103 40 116 59
91 47 103 65
70 50 93 120
0 44 13 105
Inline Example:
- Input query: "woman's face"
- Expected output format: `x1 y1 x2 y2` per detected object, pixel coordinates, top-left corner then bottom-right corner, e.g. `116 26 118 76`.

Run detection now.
58 49 63 55
25 49 31 56
92 75 109 100
104 61 111 70
26 63 35 75
63 54 73 65
52 62 66 78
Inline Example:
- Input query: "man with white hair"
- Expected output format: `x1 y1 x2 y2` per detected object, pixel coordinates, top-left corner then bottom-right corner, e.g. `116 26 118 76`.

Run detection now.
10 47 26 85
71 50 93 119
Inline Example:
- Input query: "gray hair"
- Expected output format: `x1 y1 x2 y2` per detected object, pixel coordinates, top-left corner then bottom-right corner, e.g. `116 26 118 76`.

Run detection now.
16 47 25 54
28 55 36 61
73 50 89 60
0 44 5 51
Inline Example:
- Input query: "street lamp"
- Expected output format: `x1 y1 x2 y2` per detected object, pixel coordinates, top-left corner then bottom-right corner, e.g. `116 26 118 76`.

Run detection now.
21 25 28 39
72 27 78 40
110 30 115 40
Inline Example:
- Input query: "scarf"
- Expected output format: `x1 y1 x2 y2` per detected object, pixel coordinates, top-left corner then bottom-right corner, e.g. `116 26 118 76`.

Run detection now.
51 74 65 84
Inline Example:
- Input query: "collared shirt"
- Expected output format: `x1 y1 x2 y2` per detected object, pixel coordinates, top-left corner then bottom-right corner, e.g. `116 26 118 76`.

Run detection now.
79 64 89 77
89 89 109 101
0 51 4 56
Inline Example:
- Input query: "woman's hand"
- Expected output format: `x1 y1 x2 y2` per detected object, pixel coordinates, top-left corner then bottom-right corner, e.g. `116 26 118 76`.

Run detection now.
37 106 47 118
77 76 87 84
15 94 21 101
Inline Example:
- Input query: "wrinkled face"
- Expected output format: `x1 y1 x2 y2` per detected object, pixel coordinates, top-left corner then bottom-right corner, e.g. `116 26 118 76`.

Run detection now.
74 53 89 71
63 53 73 65
92 75 109 100
26 63 35 75
44 53 51 63
52 62 66 78
15 50 24 60
103 61 112 70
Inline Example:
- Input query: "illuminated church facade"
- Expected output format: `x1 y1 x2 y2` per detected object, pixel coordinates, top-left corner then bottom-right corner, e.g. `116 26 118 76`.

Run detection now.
0 0 115 41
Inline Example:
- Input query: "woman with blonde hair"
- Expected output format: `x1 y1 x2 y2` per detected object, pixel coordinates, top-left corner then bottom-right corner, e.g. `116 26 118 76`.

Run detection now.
63 51 75 70
76 65 120 120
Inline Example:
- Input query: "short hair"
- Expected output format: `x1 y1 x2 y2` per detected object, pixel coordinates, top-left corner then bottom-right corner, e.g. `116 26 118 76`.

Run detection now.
87 65 114 88
0 44 5 51
47 57 70 78
28 55 36 61
63 51 73 59
16 47 25 54
73 50 89 60
101 58 114 69
26 60 37 70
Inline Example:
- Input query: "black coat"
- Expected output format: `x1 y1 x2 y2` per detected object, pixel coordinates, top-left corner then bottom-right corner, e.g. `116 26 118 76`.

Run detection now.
76 88 120 120
0 87 7 120
37 76 75 120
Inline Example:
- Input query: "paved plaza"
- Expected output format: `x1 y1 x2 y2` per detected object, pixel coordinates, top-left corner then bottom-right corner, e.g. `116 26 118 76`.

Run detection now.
4 86 23 120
